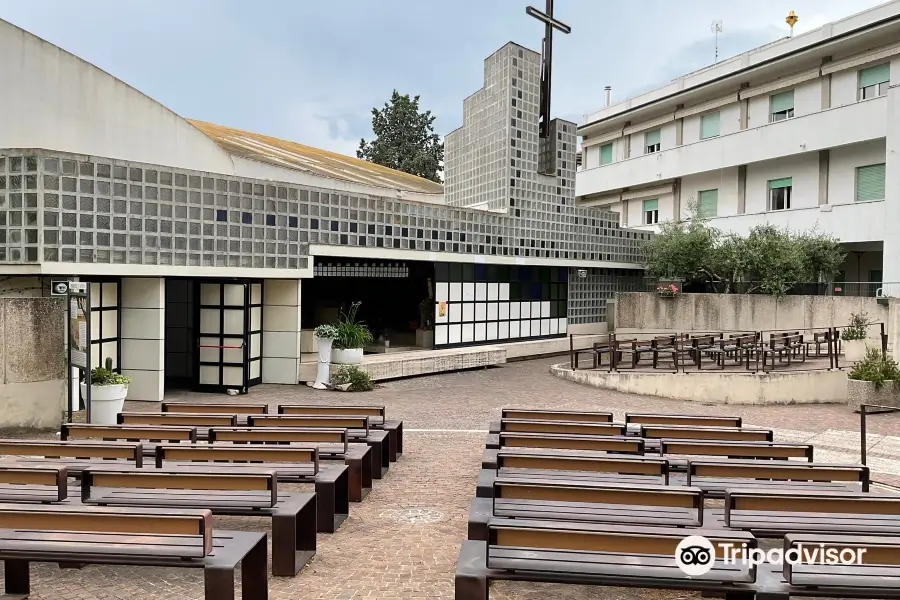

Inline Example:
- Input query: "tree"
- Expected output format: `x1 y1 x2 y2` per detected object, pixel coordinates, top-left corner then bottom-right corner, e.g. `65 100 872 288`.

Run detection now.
357 90 444 183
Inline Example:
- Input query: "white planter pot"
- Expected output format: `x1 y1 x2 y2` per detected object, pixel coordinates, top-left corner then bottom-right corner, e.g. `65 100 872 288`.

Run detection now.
80 382 128 425
847 378 900 412
843 339 873 363
312 337 333 390
332 347 363 365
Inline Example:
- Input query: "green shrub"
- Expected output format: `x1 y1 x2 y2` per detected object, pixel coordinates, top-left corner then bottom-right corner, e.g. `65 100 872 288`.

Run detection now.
333 302 374 350
89 356 132 386
331 365 375 392
314 324 338 339
848 347 900 389
842 311 871 341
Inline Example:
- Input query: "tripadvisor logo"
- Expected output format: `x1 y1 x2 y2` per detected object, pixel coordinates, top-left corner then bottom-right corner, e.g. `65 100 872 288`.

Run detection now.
675 535 867 576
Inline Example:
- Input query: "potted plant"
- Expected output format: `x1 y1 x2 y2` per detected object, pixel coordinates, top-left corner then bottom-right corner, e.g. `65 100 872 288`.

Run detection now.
311 324 338 390
842 311 872 362
80 357 131 424
332 302 373 365
656 283 679 298
331 365 375 392
847 348 900 411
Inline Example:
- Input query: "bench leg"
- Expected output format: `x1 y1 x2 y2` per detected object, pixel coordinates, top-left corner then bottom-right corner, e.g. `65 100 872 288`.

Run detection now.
455 541 489 600
366 439 384 480
204 565 236 600
272 500 315 577
4 559 30 597
315 478 337 533
346 456 364 503
240 533 269 600
385 427 398 463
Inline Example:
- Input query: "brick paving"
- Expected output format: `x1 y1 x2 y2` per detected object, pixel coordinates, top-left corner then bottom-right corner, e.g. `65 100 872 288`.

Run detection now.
2 356 898 599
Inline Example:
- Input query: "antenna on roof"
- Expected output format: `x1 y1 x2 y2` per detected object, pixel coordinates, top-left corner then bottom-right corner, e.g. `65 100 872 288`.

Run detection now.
711 20 723 63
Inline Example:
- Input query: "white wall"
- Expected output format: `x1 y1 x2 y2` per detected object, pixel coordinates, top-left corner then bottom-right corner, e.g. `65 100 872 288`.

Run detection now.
0 20 234 173
680 168 739 218
829 139 886 205
746 153 819 213
794 79 822 117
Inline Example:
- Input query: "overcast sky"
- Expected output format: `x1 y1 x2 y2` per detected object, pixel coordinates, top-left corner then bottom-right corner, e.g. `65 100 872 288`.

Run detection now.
0 0 888 156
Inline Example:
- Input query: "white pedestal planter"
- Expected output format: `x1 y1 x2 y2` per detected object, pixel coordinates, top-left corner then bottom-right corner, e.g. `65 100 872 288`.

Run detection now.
311 338 333 390
332 347 363 365
842 339 870 363
80 382 128 425
847 378 900 412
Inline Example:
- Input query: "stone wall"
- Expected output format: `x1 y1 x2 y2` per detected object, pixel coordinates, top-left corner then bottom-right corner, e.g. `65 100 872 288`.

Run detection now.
0 297 66 428
614 292 890 337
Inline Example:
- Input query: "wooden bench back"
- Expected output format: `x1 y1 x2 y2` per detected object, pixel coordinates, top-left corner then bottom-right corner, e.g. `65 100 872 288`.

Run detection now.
118 412 238 427
488 519 755 560
784 534 900 572
726 489 900 518
0 465 67 502
691 335 717 347
247 414 370 435
62 423 197 443
277 404 385 424
500 409 613 423
640 425 772 442
498 433 643 454
494 479 701 511
660 440 814 461
625 413 742 427
82 469 278 507
161 402 268 415
499 420 626 436
155 443 319 473
688 460 869 489
496 450 668 479
0 440 143 464
208 427 349 453
0 504 213 556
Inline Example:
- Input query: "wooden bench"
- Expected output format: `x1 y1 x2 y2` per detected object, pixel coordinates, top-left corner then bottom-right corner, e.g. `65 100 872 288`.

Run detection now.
625 412 742 428
482 436 645 471
486 420 627 442
81 468 314 576
208 427 372 502
247 414 389 479
660 439 814 462
162 401 269 415
685 459 870 497
61 423 198 447
0 465 67 503
276 404 403 461
0 440 143 474
118 412 238 429
500 408 614 423
722 489 900 537
467 479 704 541
456 521 757 599
0 504 266 600
154 443 348 533
477 451 669 496
640 425 773 453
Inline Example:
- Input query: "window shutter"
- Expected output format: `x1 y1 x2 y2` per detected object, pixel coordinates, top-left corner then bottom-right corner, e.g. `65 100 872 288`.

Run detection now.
697 189 718 218
645 130 661 146
600 143 613 165
770 91 794 113
859 63 890 88
700 112 720 139
768 177 793 189
856 163 886 201
643 199 658 212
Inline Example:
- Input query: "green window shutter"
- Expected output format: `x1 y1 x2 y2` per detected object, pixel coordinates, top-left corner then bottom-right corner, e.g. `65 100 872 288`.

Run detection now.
856 163 886 202
643 199 658 212
697 189 718 218
700 112 720 139
645 130 660 146
600 143 613 165
770 90 794 114
860 63 890 88
768 177 793 190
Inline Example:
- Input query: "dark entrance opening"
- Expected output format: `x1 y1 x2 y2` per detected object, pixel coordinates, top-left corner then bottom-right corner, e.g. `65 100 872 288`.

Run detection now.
164 279 195 390
303 259 435 350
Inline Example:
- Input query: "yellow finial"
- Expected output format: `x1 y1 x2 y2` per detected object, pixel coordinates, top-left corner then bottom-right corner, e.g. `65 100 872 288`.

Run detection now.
786 10 799 34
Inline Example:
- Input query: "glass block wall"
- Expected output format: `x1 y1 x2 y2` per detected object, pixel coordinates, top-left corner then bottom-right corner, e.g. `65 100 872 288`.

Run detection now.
567 267 649 325
0 150 649 268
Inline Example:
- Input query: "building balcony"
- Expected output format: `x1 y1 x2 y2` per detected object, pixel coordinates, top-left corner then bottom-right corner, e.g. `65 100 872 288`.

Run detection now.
577 97 887 197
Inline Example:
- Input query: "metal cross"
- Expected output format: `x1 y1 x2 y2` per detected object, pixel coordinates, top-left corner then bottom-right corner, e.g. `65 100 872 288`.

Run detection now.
526 0 571 139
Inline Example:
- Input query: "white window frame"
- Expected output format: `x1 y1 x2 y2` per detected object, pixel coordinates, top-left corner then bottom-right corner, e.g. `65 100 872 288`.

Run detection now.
768 181 793 211
644 130 661 154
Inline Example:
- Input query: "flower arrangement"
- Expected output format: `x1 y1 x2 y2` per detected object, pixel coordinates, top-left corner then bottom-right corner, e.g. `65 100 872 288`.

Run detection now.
656 284 679 298
314 324 339 340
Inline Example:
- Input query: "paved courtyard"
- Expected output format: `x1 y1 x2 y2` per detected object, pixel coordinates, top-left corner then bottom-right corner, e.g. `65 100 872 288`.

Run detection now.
3 357 899 599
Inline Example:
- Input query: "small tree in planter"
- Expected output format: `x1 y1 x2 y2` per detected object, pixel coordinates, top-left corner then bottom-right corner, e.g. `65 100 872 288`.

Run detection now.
842 311 872 362
311 324 338 390
847 348 900 411
332 302 374 365
80 357 131 424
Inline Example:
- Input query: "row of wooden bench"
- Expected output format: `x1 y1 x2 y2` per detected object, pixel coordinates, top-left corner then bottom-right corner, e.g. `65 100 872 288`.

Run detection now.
456 408 900 599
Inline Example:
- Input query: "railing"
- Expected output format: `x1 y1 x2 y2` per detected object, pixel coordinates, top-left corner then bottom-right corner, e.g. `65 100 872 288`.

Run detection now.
859 403 900 467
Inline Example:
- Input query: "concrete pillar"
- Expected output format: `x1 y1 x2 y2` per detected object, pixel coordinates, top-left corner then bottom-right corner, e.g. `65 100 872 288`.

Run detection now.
262 279 302 384
821 57 832 109
818 150 830 205
120 278 165 401
883 80 900 284
737 165 747 214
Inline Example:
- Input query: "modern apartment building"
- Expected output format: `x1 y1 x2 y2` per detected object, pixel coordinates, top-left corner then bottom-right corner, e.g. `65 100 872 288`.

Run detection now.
576 2 900 288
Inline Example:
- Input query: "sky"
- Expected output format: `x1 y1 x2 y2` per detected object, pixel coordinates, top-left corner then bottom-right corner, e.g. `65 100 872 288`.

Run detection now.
0 0 889 157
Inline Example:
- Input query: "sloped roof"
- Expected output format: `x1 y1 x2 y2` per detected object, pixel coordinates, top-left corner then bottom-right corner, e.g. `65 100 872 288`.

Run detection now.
188 120 444 195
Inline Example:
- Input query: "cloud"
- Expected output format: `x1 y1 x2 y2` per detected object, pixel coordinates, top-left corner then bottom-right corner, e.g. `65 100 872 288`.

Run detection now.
285 102 362 158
